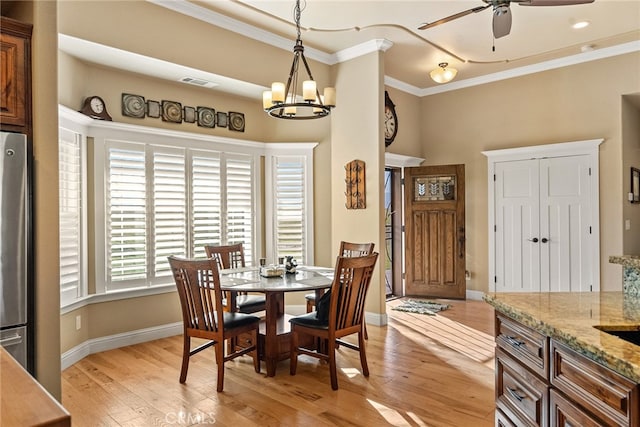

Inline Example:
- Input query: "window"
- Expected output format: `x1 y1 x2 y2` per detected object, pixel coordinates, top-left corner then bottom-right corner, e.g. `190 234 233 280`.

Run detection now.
103 140 257 292
265 145 316 265
59 125 87 306
59 106 315 303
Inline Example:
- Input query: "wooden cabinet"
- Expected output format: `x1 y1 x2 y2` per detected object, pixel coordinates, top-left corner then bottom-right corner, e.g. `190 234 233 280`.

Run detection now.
493 312 640 427
551 340 639 427
0 16 32 133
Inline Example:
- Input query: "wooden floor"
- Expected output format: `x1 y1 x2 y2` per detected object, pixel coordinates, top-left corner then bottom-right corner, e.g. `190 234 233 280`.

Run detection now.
61 299 496 426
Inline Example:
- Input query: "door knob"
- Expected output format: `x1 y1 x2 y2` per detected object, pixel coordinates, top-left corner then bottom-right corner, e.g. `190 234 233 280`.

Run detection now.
528 238 539 243
541 238 549 243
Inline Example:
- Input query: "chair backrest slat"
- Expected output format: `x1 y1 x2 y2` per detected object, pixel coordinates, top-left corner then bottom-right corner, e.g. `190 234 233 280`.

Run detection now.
339 241 375 258
329 253 378 331
204 243 246 270
168 256 224 333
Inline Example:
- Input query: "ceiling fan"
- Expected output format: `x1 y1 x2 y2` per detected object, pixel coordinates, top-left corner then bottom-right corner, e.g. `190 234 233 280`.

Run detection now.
419 0 595 39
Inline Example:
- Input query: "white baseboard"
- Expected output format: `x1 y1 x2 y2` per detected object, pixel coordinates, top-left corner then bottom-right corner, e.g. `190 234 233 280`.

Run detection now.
61 322 182 370
466 290 485 300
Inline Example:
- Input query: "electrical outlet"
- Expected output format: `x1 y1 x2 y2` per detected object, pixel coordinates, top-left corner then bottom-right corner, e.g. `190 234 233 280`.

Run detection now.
625 219 631 230
75 315 81 330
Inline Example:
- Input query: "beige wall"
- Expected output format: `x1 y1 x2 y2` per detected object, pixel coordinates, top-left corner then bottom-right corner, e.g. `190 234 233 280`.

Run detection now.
331 51 386 316
420 52 640 292
622 95 640 255
3 0 63 399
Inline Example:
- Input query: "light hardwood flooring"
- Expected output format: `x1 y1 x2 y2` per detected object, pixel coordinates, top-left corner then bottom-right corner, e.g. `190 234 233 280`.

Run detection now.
61 299 496 426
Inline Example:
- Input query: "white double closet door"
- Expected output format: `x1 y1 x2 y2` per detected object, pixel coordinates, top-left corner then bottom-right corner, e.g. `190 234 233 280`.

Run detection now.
494 155 594 293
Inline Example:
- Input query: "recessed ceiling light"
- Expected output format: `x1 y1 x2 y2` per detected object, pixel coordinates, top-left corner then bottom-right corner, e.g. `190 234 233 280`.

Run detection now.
572 21 590 29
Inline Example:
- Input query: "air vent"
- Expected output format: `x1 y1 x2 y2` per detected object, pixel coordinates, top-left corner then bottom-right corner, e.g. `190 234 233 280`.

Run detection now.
179 77 218 88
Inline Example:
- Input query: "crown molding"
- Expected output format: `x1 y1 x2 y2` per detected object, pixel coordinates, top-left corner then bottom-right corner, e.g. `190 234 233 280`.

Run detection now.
334 39 393 64
148 0 334 65
417 40 640 97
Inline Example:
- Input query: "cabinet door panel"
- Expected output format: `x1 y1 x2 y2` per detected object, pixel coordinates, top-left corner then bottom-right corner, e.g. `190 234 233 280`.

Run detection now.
0 32 26 127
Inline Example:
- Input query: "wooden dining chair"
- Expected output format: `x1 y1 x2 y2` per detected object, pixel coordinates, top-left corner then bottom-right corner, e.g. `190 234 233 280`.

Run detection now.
204 243 266 314
305 241 375 312
290 252 379 390
168 256 260 392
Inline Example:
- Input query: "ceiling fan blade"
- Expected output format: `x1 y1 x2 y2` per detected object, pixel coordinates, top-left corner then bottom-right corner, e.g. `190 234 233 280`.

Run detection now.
418 4 490 30
517 0 595 5
492 4 512 38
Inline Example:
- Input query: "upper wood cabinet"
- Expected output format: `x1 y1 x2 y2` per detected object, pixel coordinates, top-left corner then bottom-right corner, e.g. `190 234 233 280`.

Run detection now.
0 16 32 133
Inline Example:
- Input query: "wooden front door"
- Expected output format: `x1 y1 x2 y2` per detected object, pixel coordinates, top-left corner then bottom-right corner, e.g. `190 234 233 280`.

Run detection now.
404 164 466 299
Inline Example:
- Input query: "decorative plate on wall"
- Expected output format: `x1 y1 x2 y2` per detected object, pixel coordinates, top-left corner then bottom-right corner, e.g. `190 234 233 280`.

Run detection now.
122 93 146 118
147 100 160 118
197 107 215 128
228 112 245 132
216 112 228 128
183 106 196 123
162 100 183 123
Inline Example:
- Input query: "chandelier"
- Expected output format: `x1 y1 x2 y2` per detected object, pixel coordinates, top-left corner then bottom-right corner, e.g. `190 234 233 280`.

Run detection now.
262 0 335 120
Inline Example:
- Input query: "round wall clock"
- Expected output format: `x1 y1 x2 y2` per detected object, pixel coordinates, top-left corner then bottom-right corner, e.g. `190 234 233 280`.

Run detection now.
384 91 398 147
80 95 112 121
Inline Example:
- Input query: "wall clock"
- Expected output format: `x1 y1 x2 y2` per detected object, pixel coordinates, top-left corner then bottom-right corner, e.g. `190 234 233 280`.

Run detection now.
384 91 398 146
80 95 112 121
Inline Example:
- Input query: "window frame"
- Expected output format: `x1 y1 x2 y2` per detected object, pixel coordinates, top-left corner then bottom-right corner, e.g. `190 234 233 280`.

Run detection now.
59 106 316 308
59 110 91 307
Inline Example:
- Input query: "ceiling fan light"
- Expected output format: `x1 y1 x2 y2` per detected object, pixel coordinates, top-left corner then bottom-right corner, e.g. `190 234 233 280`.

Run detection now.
430 62 458 84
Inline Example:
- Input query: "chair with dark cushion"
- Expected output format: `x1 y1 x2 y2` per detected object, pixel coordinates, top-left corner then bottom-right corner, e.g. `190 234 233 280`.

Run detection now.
305 241 375 312
290 252 379 390
168 256 260 392
204 243 266 314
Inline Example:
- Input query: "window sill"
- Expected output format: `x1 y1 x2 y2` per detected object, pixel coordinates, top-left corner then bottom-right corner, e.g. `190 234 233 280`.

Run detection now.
60 284 176 315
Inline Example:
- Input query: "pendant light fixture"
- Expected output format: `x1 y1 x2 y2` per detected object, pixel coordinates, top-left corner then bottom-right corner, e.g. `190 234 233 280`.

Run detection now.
262 0 335 120
429 62 458 84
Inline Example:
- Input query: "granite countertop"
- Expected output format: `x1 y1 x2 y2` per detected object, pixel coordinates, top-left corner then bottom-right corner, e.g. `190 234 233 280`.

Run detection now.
484 292 640 383
609 255 640 269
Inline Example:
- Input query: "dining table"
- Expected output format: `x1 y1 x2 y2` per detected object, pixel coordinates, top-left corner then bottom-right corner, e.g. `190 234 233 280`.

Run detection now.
219 265 334 376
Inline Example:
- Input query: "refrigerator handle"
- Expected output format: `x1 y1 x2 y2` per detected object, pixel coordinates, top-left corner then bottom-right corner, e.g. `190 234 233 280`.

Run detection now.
0 332 24 347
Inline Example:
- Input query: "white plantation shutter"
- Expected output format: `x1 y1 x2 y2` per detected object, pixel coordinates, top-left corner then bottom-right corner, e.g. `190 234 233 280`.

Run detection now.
191 152 221 259
152 148 187 278
274 156 305 261
59 127 83 304
225 154 254 264
102 139 259 290
107 144 148 286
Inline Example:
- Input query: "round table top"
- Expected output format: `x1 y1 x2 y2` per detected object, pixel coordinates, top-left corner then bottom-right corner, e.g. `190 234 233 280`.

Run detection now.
219 265 333 292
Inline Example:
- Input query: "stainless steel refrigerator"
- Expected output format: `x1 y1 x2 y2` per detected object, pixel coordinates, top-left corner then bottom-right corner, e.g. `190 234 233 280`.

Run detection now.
0 131 32 372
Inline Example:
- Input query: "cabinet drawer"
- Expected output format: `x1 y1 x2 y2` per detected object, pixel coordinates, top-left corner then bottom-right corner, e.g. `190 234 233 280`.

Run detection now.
496 314 549 379
551 340 639 427
496 408 518 427
550 389 607 427
496 348 549 427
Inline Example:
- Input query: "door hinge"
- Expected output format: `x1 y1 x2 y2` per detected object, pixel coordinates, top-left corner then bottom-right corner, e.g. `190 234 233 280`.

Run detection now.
401 178 404 186
589 226 592 234
494 225 497 232
493 174 496 181
588 167 591 176
402 272 406 279
590 285 593 292
401 225 405 232
494 276 497 283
